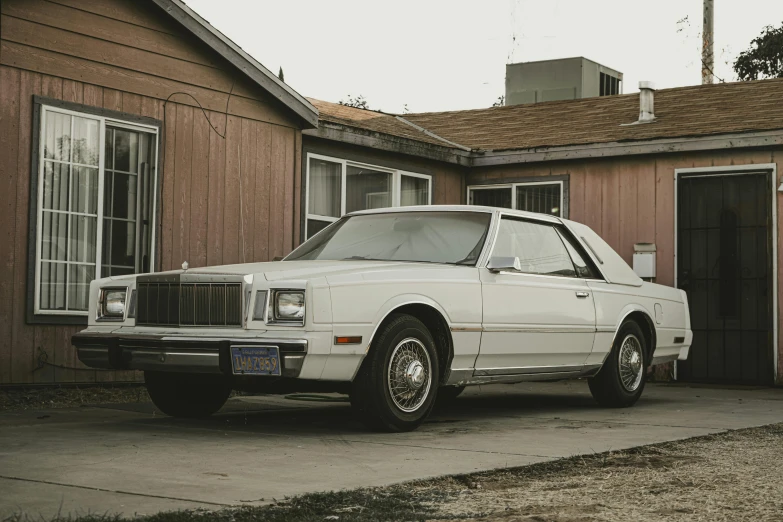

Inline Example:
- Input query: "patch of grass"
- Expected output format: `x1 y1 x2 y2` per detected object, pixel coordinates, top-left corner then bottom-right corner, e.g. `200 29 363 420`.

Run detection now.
3 486 455 522
0 385 150 411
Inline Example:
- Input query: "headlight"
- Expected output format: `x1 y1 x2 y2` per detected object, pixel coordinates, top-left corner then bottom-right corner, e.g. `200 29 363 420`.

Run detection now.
272 291 305 324
99 288 127 320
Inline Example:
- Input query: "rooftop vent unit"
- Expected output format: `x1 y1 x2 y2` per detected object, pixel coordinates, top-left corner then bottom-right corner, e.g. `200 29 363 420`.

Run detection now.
505 57 623 106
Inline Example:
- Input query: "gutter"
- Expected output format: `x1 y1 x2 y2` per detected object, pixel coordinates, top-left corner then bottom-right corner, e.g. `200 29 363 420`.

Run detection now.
304 122 473 166
308 122 783 168
474 129 783 166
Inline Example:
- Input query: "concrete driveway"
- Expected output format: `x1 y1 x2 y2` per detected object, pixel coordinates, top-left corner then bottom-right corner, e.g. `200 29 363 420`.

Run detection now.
1 381 782 519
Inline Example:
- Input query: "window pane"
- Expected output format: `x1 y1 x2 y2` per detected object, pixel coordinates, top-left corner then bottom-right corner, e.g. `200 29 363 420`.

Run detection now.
469 187 512 208
400 175 429 206
42 161 69 211
72 117 100 165
40 261 67 310
289 212 492 265
69 216 97 263
105 128 114 169
308 159 342 218
346 166 391 213
41 210 68 261
515 183 562 216
68 264 94 311
557 229 597 278
492 219 576 277
104 219 137 269
113 129 139 172
306 219 333 239
111 173 138 220
71 166 99 215
43 112 71 161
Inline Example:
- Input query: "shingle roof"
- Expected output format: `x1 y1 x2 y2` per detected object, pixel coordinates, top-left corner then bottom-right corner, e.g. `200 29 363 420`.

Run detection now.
312 79 783 152
306 99 467 149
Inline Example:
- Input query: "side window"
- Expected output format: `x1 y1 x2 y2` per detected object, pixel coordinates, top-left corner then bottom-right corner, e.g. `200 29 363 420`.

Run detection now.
556 229 599 279
492 218 577 277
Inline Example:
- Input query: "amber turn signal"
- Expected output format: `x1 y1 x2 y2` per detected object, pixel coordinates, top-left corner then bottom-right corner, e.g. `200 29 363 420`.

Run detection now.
335 336 362 345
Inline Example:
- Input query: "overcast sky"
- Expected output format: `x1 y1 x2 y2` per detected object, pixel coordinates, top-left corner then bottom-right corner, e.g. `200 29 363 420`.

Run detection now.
187 0 783 114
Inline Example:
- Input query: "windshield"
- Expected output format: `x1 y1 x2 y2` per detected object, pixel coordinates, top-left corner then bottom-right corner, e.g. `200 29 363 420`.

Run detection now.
285 211 492 265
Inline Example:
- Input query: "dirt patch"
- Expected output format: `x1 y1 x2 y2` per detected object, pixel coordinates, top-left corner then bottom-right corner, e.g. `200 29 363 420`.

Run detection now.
0 385 150 411
429 423 783 522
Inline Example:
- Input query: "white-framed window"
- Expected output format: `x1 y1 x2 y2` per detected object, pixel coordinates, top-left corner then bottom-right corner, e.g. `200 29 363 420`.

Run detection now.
305 153 432 239
34 104 159 316
468 180 564 217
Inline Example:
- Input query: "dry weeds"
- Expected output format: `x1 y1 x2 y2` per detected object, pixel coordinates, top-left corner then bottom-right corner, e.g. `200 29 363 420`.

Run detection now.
424 423 783 522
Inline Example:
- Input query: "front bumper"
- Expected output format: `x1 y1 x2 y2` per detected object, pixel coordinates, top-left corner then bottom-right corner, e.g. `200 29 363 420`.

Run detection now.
72 332 308 377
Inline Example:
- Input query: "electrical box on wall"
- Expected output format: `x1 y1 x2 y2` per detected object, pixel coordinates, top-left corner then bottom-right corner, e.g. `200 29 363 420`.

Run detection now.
633 243 656 279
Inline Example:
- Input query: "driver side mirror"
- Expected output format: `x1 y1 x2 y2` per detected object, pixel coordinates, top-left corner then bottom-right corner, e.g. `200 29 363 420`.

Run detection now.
487 256 522 273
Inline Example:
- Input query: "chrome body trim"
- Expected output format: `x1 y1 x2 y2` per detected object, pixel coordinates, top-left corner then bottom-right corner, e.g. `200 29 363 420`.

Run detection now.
129 350 222 373
482 326 596 334
445 364 602 386
474 364 600 377
73 333 308 377
449 327 483 333
444 368 473 385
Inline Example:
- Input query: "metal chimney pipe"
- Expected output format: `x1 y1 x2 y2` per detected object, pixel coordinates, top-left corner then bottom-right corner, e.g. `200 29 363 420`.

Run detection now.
702 0 714 84
638 81 655 123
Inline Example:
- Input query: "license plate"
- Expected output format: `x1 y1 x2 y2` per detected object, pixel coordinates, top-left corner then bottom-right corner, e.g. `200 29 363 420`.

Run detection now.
230 346 281 376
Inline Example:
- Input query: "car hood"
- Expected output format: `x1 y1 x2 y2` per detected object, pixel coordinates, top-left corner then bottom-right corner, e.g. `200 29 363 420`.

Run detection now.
159 260 457 282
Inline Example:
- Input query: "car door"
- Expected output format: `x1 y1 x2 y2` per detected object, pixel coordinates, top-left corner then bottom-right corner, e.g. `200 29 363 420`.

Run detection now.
475 216 597 374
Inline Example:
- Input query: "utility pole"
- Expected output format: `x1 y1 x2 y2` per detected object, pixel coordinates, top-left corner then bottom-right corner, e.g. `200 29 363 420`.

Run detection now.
702 0 714 84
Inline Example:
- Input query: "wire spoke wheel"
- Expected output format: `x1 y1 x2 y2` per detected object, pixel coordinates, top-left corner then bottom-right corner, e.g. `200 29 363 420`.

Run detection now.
387 337 432 413
618 334 644 392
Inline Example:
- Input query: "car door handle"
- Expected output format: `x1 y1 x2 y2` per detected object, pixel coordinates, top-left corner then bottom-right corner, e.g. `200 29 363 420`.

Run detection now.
575 291 590 298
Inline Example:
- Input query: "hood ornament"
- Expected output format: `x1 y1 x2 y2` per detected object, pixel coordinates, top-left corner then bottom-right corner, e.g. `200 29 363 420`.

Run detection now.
182 261 189 271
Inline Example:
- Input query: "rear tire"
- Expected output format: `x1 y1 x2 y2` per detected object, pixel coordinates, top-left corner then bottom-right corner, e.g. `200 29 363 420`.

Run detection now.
351 314 440 432
145 371 231 418
588 321 647 408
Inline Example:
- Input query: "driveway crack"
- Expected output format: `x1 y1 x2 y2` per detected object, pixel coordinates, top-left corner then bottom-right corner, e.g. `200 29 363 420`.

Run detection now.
0 475 230 507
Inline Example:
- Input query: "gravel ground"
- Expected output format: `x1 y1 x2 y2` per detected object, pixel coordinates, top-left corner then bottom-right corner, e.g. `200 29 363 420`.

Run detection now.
0 385 150 411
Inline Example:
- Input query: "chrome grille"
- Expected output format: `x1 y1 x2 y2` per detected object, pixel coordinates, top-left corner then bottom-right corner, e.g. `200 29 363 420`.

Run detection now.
136 282 242 327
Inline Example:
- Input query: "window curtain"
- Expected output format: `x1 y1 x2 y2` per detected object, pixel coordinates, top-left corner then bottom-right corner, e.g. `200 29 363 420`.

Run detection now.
400 176 429 206
308 159 341 217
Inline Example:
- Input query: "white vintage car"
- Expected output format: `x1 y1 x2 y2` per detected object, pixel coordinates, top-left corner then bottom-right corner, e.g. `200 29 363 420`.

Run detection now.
74 206 692 432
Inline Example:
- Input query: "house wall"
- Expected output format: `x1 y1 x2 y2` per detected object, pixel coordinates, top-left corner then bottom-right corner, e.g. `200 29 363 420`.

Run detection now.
466 148 783 384
0 0 303 385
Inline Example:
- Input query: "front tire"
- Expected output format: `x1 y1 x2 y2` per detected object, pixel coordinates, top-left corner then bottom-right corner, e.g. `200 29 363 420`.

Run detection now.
588 321 647 408
145 371 232 418
351 314 440 432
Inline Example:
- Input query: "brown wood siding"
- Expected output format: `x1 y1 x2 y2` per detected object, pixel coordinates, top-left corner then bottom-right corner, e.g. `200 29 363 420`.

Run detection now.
0 0 303 385
468 149 783 384
1 0 300 129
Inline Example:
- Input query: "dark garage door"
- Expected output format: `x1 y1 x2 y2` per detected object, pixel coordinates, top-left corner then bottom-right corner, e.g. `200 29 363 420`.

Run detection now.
677 171 773 385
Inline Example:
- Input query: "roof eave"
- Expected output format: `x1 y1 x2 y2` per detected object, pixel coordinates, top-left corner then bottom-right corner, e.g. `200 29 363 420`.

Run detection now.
153 0 319 128
472 129 783 166
304 121 473 166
